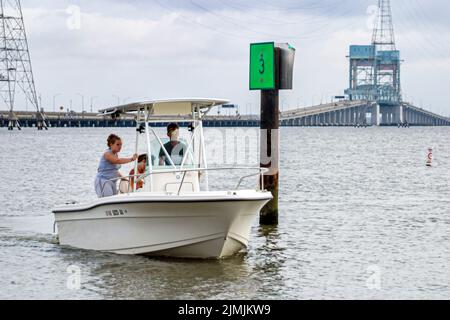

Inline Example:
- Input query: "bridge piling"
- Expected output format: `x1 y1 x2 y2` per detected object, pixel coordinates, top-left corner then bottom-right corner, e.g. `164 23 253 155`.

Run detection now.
260 89 280 225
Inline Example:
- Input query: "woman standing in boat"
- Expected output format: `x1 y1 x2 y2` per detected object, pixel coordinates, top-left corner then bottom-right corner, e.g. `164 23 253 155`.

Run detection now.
95 134 138 198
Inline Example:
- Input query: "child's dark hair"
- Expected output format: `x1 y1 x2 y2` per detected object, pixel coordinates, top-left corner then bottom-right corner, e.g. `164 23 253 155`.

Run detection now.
138 154 148 163
107 134 121 147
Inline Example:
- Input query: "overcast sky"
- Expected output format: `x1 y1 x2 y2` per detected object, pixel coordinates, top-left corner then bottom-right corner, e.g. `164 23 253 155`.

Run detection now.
7 0 450 115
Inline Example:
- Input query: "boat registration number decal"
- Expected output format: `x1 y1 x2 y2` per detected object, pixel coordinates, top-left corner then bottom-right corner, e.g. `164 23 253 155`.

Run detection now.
105 209 127 217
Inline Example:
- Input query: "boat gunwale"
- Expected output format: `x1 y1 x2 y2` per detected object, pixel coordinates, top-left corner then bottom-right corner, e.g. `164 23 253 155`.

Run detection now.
53 193 273 214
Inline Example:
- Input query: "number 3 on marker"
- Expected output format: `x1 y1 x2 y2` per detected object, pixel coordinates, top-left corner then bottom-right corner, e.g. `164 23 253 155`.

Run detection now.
259 53 265 74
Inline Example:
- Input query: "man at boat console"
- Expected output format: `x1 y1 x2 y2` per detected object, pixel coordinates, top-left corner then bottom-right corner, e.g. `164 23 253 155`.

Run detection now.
159 123 187 166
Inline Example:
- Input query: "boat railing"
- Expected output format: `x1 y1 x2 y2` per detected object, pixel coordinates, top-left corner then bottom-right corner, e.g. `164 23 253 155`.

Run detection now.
99 167 269 196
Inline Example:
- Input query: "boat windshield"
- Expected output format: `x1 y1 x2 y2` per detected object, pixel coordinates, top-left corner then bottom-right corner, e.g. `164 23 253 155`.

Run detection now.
128 116 208 193
150 137 196 169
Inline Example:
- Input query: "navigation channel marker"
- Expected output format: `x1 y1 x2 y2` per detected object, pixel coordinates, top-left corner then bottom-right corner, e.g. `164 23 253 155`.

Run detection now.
250 42 275 90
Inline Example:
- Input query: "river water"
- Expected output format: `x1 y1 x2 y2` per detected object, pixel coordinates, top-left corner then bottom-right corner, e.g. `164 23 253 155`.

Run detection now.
0 127 449 300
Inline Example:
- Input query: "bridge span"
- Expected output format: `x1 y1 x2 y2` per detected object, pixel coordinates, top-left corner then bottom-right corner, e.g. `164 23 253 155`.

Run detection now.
280 100 450 127
1 100 449 129
0 110 261 128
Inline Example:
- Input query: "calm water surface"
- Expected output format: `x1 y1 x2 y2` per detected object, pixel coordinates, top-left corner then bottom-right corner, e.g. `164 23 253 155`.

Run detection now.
0 127 449 299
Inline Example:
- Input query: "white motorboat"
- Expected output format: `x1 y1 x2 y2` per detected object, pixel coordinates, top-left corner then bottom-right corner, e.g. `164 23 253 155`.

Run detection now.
53 98 272 259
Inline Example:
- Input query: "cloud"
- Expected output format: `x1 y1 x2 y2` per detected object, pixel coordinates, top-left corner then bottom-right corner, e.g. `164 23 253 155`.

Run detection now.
2 0 448 116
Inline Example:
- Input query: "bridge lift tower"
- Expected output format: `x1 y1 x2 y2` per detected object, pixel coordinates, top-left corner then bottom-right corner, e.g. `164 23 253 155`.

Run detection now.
0 0 46 130
345 0 402 125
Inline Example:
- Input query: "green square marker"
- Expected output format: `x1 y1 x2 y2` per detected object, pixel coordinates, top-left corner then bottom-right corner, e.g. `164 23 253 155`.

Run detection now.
250 42 275 90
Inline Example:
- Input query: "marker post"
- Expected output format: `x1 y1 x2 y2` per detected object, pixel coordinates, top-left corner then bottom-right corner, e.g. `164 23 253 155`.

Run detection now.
250 42 295 225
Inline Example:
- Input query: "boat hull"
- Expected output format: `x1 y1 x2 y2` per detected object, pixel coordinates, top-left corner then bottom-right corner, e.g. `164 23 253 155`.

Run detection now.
53 192 272 259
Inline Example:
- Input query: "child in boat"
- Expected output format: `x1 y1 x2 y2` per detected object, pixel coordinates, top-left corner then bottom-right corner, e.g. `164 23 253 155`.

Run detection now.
129 154 148 191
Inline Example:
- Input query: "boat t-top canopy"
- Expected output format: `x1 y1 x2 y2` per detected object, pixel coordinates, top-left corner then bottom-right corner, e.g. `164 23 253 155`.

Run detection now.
99 98 229 119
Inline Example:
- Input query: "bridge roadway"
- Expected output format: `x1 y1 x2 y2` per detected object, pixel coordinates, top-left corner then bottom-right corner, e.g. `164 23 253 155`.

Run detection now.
0 110 261 128
1 100 449 128
281 100 450 127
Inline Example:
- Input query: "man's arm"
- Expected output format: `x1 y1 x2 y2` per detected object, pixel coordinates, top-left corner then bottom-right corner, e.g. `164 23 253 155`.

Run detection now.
158 147 166 166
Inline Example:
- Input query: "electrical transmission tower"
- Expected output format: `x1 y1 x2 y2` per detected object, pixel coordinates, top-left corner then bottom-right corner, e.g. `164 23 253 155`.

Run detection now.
371 0 401 104
346 0 401 106
0 0 46 130
372 0 396 51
